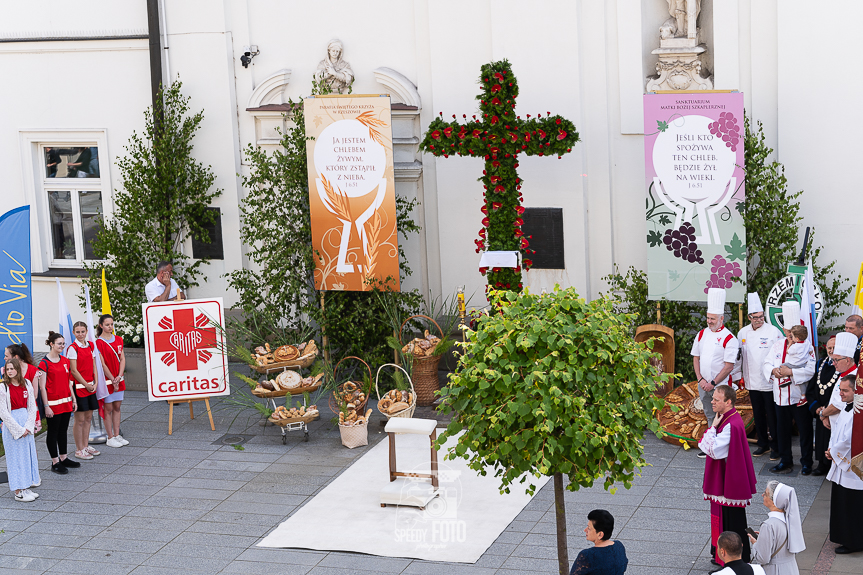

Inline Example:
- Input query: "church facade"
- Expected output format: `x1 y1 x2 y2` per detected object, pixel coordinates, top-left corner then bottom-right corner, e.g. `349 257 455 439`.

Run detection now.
2 0 859 348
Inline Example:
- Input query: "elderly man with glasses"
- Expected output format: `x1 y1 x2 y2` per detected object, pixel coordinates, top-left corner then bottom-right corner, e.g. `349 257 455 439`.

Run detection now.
737 293 784 460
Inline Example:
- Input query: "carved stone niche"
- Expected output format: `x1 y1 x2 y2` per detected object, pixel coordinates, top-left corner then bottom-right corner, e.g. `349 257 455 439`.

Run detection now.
246 69 294 149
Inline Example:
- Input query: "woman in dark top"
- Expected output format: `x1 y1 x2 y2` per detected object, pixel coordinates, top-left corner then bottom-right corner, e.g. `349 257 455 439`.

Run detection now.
805 335 836 476
570 509 628 575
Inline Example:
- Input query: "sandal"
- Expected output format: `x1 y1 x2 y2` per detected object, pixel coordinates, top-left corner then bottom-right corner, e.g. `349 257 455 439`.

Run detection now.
85 446 100 456
74 450 94 460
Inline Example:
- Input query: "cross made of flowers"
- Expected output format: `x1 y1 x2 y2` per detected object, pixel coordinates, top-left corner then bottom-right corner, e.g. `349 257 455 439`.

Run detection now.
419 59 580 293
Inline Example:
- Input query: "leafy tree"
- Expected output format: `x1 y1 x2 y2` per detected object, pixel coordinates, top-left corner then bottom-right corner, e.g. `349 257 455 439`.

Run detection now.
82 80 221 334
226 82 423 366
437 287 668 575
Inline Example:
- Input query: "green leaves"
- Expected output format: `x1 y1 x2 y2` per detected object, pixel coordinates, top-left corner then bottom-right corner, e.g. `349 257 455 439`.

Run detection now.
437 287 670 497
724 232 746 262
657 120 669 132
647 230 663 247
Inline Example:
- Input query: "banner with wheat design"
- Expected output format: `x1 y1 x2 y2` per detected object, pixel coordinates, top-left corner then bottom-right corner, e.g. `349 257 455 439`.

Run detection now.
304 95 399 291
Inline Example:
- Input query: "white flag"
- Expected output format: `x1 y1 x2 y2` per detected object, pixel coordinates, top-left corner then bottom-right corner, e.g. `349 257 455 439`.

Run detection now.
84 286 110 401
801 265 818 351
56 278 74 354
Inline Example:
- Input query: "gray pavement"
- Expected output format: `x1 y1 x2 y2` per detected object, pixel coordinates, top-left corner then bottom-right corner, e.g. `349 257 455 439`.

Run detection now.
0 390 854 574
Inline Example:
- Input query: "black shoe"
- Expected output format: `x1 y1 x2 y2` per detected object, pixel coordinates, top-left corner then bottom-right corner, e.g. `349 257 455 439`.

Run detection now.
770 462 794 474
801 466 812 476
769 451 780 461
59 458 81 469
812 467 829 477
753 446 770 456
51 462 68 475
835 545 860 554
697 451 707 459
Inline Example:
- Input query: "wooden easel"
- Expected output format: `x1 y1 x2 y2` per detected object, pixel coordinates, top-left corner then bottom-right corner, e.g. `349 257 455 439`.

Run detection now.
167 396 215 435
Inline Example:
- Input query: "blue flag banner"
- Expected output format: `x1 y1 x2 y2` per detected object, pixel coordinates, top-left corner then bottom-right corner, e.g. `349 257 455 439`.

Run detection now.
0 206 33 351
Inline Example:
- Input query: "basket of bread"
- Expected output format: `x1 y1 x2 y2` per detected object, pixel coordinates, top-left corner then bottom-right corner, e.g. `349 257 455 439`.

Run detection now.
251 340 318 373
268 403 320 426
252 372 324 398
375 363 416 419
399 315 448 406
329 356 373 448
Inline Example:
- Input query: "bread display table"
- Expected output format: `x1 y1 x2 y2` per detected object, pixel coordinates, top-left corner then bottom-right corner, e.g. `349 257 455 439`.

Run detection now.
657 381 754 448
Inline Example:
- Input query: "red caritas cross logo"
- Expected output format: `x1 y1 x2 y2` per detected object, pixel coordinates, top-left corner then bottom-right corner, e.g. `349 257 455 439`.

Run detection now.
153 309 217 371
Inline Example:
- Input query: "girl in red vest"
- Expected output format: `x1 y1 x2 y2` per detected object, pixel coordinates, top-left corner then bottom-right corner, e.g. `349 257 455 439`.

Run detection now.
38 332 80 474
96 315 128 448
5 343 43 434
0 358 41 501
68 321 100 460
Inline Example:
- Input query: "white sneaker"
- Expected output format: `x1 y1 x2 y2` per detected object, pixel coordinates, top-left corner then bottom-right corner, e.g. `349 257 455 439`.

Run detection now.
25 489 39 499
115 434 129 446
15 491 36 502
106 437 124 448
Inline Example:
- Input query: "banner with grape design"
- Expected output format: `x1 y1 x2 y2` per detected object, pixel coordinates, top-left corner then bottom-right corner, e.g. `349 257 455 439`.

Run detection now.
643 92 746 303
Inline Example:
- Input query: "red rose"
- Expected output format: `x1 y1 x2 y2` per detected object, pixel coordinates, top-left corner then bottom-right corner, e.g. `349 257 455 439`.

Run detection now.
538 129 546 139
490 175 501 184
491 84 502 93
472 129 481 138
489 146 500 154
557 129 567 140
556 118 561 125
431 130 441 140
443 127 453 138
509 133 518 143
524 133 531 142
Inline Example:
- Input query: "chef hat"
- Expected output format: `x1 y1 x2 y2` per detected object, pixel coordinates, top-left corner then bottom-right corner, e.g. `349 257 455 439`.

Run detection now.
707 288 726 315
747 293 763 314
834 332 857 359
782 300 801 330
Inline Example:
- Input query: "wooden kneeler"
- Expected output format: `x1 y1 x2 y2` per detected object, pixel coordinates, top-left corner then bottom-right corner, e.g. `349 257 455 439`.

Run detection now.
167 396 215 435
380 418 439 509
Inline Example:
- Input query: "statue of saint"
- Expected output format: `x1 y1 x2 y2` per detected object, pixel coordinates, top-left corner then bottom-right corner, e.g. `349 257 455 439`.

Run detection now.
315 39 354 94
661 0 701 39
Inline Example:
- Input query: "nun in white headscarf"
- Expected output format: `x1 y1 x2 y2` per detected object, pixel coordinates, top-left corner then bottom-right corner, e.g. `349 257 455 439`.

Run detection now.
749 480 805 575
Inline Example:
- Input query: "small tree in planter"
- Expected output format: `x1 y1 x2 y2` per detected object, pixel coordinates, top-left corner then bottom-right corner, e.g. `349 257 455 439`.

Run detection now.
437 287 669 575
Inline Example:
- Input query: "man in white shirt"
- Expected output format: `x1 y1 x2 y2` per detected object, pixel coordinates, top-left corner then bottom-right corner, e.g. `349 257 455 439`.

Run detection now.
825 375 863 554
737 293 783 460
692 288 740 458
145 261 185 303
763 301 816 475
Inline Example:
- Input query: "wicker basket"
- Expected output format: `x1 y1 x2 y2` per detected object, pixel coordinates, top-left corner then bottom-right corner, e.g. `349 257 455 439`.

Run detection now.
338 419 369 448
375 363 416 419
328 356 373 415
251 378 322 399
251 350 317 374
268 411 319 426
400 314 444 407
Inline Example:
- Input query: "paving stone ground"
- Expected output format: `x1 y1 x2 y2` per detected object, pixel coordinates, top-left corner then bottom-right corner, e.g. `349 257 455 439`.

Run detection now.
0 389 858 575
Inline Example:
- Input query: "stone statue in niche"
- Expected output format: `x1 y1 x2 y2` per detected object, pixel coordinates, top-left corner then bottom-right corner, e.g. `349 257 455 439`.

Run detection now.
660 0 701 41
647 0 712 91
315 39 354 94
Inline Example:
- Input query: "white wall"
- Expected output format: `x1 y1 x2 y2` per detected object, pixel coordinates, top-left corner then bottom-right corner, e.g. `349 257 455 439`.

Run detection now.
7 0 863 350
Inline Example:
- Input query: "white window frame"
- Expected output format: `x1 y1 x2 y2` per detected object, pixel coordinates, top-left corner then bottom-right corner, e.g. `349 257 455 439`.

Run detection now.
19 130 112 272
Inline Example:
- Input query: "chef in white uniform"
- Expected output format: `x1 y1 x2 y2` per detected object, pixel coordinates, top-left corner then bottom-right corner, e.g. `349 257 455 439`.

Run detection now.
737 293 784 459
692 288 740 458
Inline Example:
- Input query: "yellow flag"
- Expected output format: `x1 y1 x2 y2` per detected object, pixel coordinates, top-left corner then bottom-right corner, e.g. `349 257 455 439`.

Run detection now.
101 269 112 315
855 263 863 309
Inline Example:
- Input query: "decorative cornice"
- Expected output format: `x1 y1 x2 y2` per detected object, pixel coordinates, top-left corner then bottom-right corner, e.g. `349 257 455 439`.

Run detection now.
373 67 421 108
248 69 292 109
0 29 148 42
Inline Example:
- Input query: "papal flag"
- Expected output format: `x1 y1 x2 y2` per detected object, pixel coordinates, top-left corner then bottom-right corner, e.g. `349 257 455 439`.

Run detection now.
853 262 863 312
101 269 112 316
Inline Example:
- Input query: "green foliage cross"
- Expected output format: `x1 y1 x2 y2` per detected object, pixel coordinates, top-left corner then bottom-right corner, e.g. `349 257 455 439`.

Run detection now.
419 60 580 293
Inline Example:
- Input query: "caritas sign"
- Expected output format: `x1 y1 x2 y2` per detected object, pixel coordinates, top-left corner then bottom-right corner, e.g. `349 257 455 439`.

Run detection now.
142 298 229 401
